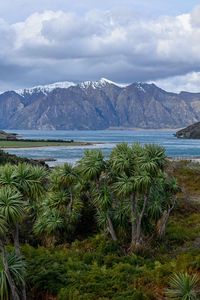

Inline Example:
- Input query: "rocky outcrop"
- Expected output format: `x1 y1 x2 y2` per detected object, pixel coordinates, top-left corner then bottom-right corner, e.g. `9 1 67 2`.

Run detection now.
175 122 200 139
1 78 200 130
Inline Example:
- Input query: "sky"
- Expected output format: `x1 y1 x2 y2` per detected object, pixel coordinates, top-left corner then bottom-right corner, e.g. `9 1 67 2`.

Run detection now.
1 0 200 92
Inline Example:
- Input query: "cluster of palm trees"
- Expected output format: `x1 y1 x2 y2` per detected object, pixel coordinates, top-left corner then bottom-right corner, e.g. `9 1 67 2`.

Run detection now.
0 143 179 299
77 143 179 250
33 143 178 249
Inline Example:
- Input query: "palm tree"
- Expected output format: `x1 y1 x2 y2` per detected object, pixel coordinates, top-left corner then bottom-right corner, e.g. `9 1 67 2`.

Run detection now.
112 173 136 244
0 214 10 300
78 150 118 240
92 182 117 241
133 171 152 248
0 186 25 251
0 186 26 299
0 213 20 300
132 144 166 248
0 163 47 300
111 143 167 250
34 163 83 245
110 143 141 247
166 272 199 299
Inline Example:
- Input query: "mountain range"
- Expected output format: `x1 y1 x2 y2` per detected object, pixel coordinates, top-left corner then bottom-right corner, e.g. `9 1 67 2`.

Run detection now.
1 78 200 130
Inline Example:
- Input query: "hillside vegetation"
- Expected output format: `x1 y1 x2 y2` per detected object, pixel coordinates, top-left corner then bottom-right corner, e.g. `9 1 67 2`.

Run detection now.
0 145 199 300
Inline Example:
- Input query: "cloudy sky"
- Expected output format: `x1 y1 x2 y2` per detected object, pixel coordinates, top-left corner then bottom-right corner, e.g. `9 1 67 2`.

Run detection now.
1 0 200 92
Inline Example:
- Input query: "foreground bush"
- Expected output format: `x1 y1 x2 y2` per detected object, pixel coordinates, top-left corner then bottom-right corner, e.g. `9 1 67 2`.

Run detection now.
21 232 200 299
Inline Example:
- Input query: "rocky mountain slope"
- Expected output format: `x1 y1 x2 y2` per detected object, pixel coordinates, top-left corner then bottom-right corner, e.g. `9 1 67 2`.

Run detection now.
1 78 200 130
175 122 200 138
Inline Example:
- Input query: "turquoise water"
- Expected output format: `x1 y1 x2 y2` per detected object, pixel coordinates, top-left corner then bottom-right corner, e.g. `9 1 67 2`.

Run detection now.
4 129 200 166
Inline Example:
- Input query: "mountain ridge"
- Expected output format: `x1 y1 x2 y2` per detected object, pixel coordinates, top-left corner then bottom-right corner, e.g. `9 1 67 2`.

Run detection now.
1 78 199 98
11 78 129 97
1 78 200 130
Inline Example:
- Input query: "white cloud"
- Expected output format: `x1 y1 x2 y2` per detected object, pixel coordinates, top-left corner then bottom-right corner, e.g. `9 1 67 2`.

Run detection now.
152 72 200 93
1 6 200 90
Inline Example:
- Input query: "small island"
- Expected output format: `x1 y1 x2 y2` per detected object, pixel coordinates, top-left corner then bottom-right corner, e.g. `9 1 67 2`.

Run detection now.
175 121 200 139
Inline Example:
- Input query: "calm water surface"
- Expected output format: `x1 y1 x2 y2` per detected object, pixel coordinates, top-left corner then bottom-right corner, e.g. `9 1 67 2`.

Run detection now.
4 130 200 166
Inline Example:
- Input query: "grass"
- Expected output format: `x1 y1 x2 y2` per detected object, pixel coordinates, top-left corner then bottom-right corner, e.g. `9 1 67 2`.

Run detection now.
166 212 200 245
0 140 93 148
169 160 200 196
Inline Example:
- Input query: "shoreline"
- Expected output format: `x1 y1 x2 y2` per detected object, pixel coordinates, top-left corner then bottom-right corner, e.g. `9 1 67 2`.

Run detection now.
106 127 178 131
0 140 97 149
168 156 200 162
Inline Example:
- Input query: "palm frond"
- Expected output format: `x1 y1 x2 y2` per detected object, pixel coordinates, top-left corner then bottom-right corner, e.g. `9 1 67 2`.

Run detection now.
112 174 135 196
0 251 26 299
0 187 25 225
77 150 105 181
0 164 16 187
166 272 199 299
13 163 47 200
34 208 64 236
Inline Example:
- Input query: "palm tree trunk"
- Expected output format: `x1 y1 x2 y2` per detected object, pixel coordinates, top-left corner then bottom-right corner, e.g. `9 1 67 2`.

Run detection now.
21 282 27 300
13 224 27 300
96 181 117 241
68 190 73 212
156 210 170 239
107 215 117 241
135 193 148 246
156 195 176 239
13 223 20 256
130 193 137 244
0 239 20 300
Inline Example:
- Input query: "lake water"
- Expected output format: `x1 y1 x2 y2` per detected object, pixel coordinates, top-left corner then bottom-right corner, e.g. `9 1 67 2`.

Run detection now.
4 129 200 166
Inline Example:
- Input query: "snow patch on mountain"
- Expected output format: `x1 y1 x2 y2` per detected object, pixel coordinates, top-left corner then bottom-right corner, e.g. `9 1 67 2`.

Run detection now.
5 78 130 96
15 81 76 96
79 78 129 89
136 83 146 93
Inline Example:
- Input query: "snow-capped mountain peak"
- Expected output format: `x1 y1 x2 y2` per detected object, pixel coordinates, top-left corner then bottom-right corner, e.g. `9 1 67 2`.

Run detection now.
13 78 130 96
79 78 129 89
15 81 76 96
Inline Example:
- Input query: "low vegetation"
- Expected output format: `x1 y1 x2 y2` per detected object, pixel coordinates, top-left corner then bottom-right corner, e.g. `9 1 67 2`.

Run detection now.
0 140 92 148
0 144 199 300
0 150 48 166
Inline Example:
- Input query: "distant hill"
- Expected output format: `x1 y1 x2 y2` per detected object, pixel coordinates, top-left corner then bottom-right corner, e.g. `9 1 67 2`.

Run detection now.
175 122 200 139
1 78 200 130
0 130 17 140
